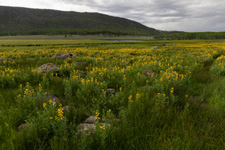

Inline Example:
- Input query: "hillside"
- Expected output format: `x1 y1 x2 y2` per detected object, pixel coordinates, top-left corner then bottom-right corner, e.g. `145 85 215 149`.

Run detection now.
0 6 161 36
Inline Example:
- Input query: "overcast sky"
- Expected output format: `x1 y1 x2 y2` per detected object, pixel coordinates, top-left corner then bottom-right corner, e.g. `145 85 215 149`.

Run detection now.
1 0 225 32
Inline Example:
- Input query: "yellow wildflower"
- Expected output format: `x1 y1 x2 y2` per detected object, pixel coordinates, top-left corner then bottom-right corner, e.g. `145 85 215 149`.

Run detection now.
38 83 42 91
136 92 141 101
100 125 105 130
128 95 134 103
52 102 56 106
49 99 52 104
171 87 174 94
43 103 47 109
119 87 122 92
95 111 100 122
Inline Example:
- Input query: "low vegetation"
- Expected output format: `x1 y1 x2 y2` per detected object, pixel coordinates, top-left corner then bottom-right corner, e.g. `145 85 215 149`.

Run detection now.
0 39 225 149
155 32 225 40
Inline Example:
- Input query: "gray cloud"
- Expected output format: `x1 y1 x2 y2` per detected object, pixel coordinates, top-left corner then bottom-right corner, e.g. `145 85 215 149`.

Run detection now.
55 0 199 31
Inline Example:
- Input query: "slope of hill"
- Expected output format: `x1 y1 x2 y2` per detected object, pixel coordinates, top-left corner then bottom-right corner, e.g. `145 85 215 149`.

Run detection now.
0 6 161 36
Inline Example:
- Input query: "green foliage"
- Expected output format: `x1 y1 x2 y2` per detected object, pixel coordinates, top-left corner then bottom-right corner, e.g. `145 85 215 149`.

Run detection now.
155 32 225 40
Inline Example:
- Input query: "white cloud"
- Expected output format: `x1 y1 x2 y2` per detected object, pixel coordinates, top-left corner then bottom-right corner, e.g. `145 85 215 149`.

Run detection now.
1 0 225 31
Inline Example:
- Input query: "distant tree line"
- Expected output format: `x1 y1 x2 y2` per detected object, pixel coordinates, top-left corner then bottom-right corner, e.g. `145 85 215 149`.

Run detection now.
0 29 141 37
154 32 225 40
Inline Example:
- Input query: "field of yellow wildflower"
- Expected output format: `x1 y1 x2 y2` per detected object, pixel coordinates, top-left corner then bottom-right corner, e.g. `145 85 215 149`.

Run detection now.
0 39 225 149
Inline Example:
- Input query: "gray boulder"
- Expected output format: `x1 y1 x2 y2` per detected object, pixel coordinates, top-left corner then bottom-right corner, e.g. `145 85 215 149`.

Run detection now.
76 70 87 75
77 123 96 133
63 105 76 112
51 54 62 59
52 53 77 59
106 88 116 95
37 63 60 73
84 116 98 124
45 93 60 103
36 92 60 103
0 58 13 63
18 123 27 131
151 46 160 49
107 88 116 95
76 62 87 65
77 123 111 134
190 96 207 105
143 70 155 76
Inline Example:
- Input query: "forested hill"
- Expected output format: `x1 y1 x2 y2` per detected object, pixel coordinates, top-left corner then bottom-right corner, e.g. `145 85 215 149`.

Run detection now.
0 6 161 36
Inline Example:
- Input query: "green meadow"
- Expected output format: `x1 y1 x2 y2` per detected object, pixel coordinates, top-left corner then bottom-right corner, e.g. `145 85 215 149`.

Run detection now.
0 37 225 150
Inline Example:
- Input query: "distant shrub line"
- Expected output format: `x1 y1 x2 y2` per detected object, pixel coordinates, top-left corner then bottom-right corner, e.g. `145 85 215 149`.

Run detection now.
155 32 225 40
2 29 225 39
0 29 146 36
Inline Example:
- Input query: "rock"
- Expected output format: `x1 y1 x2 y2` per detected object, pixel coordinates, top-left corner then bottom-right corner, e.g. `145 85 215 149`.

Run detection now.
36 93 60 103
37 63 60 73
107 88 116 94
45 93 60 103
18 123 27 131
51 54 62 59
84 116 97 123
63 105 76 112
52 53 77 59
60 53 76 59
77 123 96 133
112 118 121 123
190 96 207 105
76 62 87 65
201 98 207 104
84 116 99 124
0 58 13 63
76 70 87 75
151 46 160 49
77 123 111 134
143 70 154 76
